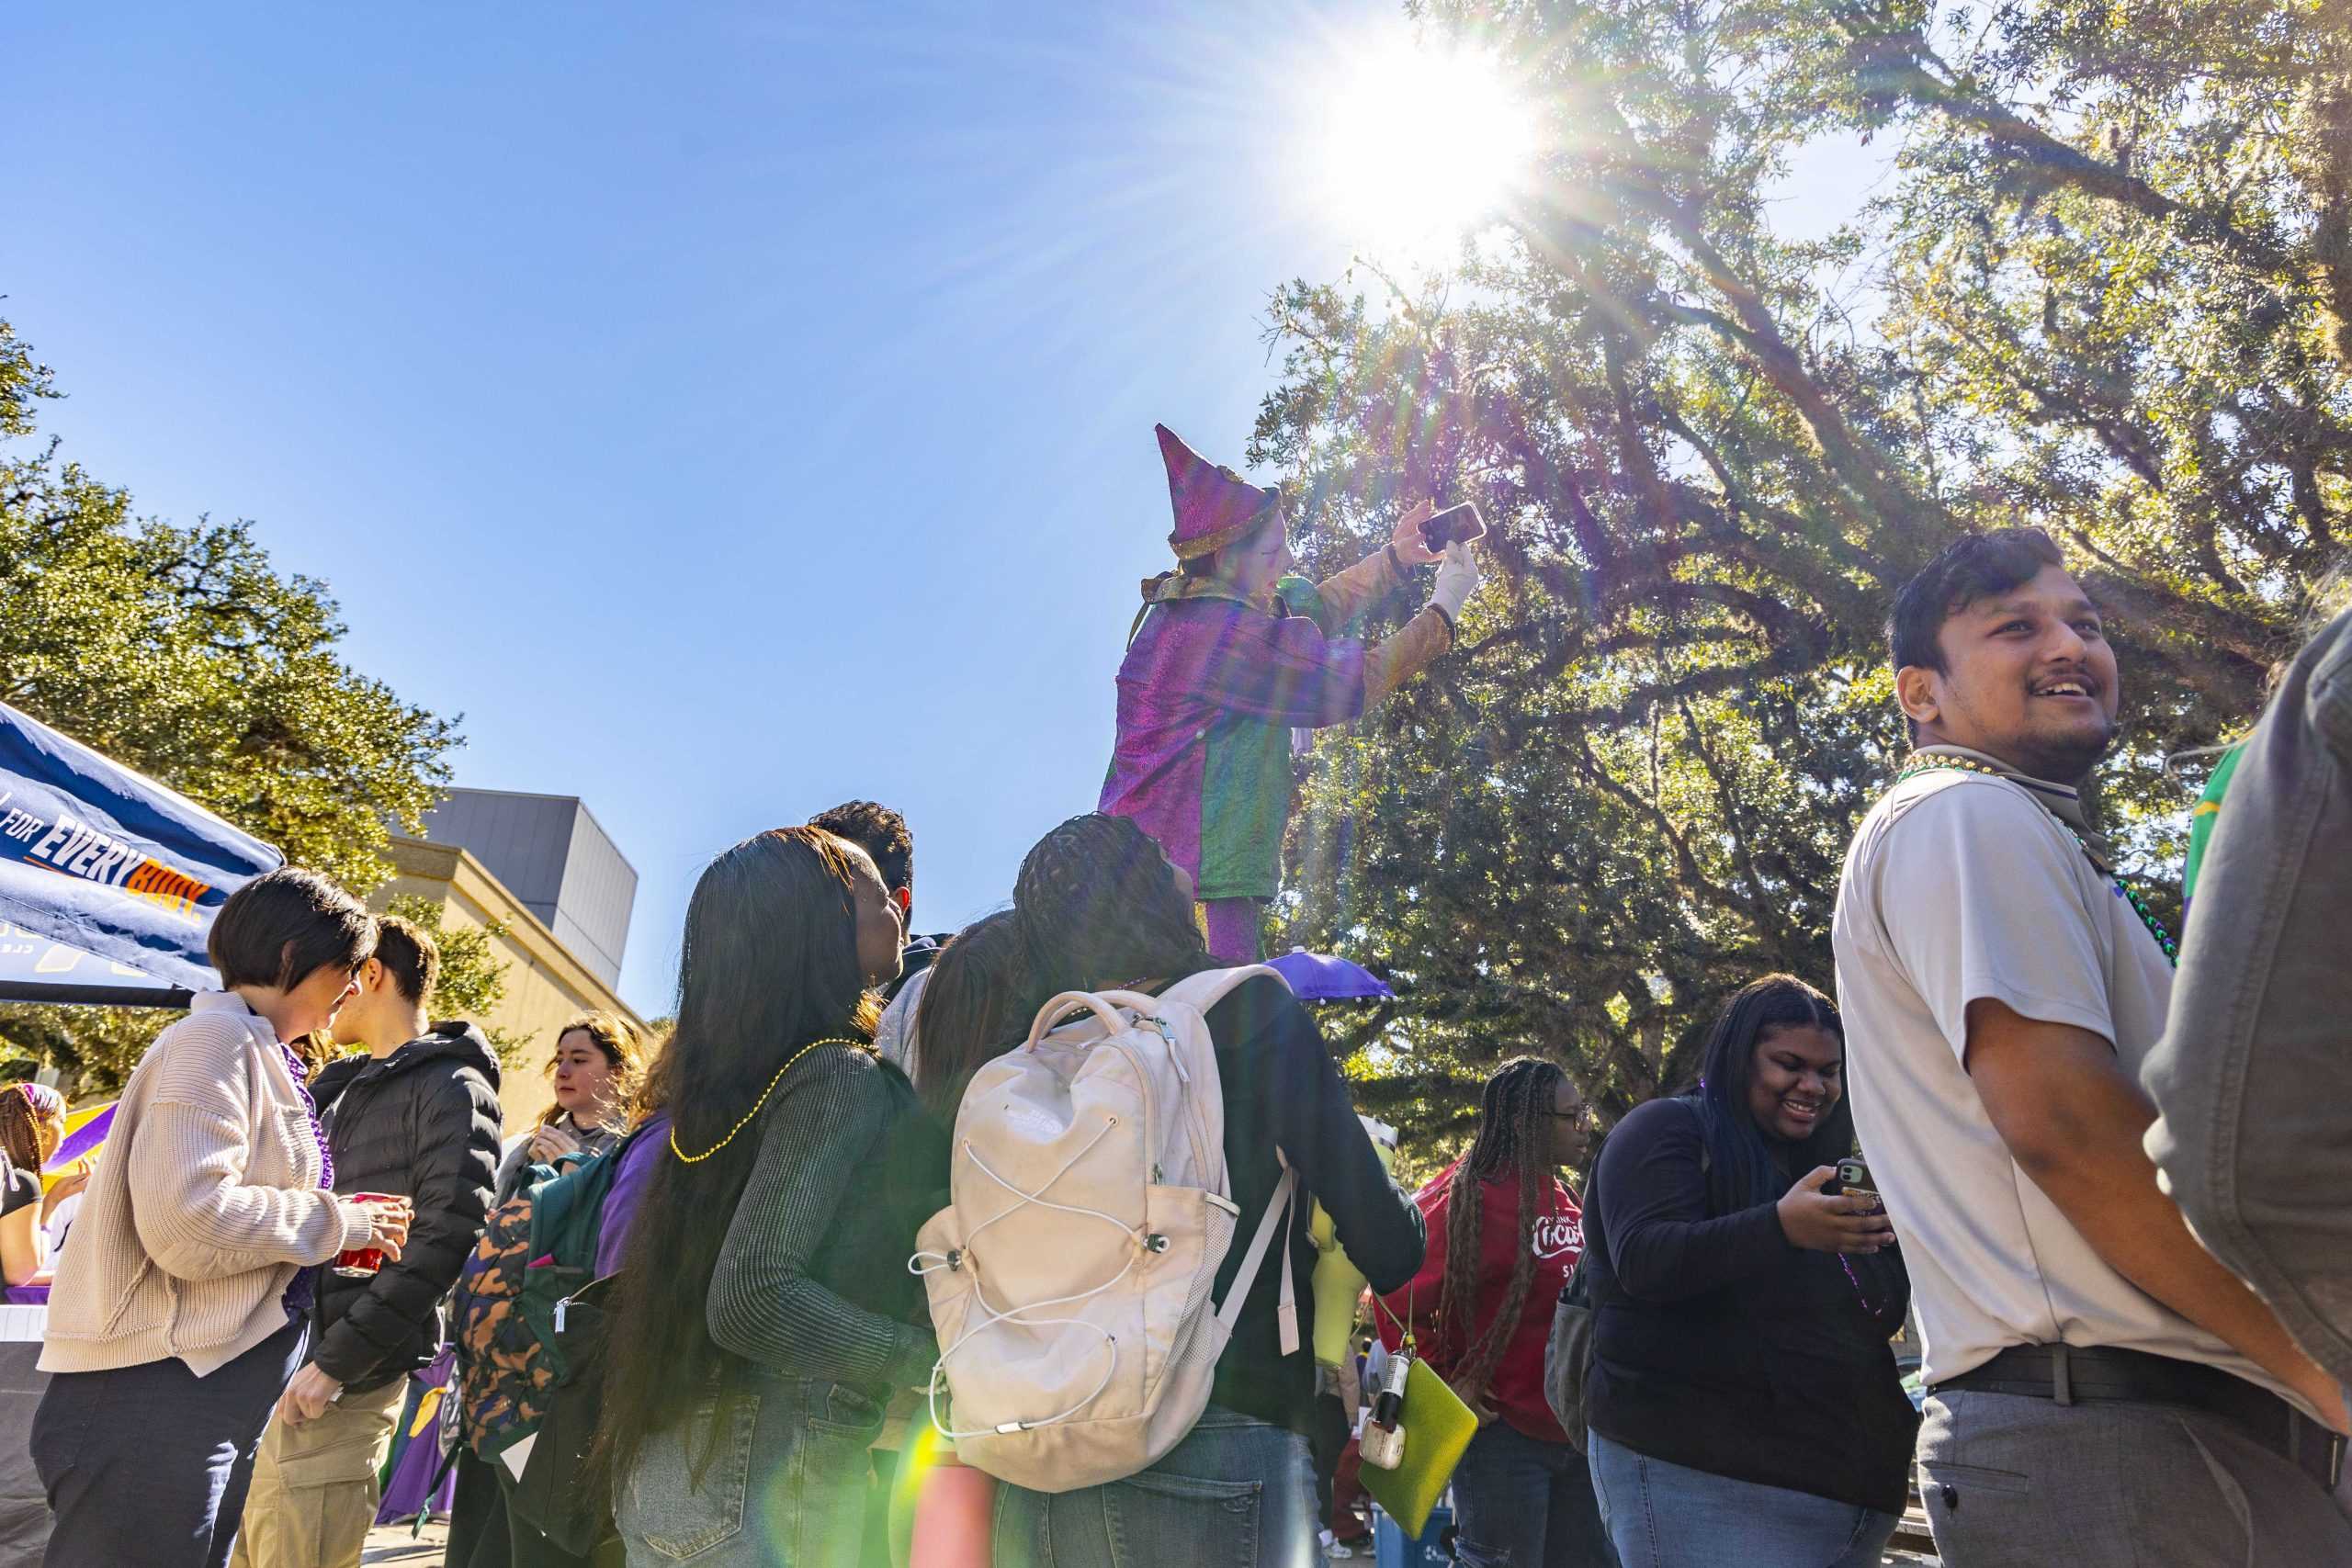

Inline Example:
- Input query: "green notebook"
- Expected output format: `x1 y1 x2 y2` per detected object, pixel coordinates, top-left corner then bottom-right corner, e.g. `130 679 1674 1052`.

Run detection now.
1357 1356 1481 1538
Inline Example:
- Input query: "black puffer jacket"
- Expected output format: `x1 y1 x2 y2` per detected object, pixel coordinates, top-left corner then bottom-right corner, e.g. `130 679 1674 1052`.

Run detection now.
311 1021 503 1392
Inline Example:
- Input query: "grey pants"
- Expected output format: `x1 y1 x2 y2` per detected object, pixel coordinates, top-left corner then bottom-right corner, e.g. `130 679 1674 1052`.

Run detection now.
1919 1390 2352 1566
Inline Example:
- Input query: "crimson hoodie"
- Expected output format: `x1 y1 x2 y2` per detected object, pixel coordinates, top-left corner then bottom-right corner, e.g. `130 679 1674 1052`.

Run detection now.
1374 1160 1583 1443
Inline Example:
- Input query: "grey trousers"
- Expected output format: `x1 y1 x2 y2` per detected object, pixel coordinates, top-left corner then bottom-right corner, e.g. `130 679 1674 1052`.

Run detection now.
1918 1390 2352 1566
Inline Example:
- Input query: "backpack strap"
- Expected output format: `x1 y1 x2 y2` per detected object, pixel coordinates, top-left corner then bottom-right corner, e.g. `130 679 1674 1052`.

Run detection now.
1213 1160 1301 1357
1171 964 1299 1355
1023 990 1142 1047
1156 964 1289 1016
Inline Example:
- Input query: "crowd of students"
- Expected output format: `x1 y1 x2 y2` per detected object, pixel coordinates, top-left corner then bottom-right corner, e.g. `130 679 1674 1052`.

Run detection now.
10 507 2352 1568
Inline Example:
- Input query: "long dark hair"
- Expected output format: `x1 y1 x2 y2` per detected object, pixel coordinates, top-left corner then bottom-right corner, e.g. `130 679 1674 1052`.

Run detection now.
1440 1056 1566 1398
1684 974 1852 1213
591 828 881 1482
910 910 1033 1125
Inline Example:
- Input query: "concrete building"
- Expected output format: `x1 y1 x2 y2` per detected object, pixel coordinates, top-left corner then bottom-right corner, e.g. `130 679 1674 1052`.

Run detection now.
414 790 637 992
374 831 647 1133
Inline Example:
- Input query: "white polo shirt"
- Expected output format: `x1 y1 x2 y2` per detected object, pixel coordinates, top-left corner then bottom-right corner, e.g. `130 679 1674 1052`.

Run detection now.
1831 763 2296 1405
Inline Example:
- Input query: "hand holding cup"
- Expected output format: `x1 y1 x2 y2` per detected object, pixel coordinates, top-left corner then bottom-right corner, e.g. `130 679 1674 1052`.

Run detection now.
345 1192 412 1268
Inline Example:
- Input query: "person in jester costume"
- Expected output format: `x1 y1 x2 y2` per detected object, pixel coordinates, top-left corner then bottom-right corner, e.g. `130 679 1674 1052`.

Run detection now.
1101 423 1480 962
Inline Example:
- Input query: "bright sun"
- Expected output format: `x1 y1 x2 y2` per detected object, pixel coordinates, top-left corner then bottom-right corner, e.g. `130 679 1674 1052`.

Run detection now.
1309 33 1537 256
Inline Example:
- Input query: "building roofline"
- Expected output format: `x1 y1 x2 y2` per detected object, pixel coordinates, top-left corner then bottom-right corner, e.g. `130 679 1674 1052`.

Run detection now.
429 786 639 881
384 834 647 1032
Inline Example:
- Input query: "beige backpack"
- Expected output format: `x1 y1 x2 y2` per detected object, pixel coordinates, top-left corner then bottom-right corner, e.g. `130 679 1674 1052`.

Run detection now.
910 965 1298 1492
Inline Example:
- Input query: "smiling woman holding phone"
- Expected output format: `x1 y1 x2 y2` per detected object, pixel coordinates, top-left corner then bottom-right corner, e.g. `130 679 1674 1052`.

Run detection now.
28 867 413 1568
1579 974 1917 1568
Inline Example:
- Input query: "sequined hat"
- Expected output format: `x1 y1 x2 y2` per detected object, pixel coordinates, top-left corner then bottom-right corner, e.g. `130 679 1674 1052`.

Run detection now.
1157 423 1279 561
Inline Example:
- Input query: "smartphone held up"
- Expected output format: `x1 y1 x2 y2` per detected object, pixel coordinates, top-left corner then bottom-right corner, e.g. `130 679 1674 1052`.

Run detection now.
1419 502 1487 553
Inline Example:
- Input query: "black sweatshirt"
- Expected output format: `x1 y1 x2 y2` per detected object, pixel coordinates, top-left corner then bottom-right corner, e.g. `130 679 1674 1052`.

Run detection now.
1157 975 1426 1436
310 1022 503 1393
1585 1098 1918 1515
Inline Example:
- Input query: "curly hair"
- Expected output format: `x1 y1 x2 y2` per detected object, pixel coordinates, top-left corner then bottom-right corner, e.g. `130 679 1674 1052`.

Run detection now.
1439 1056 1569 1400
538 1010 650 1130
809 800 913 917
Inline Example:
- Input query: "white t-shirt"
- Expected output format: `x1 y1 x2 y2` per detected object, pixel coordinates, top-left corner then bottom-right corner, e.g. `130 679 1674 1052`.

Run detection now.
873 966 932 1086
1832 766 2293 1404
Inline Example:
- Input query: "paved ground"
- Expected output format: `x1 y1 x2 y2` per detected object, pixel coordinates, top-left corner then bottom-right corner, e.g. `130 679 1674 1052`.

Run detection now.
363 1519 447 1565
364 1516 1940 1564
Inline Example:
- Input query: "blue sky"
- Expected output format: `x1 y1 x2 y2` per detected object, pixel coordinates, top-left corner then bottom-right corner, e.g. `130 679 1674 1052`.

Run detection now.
10 3 1860 1019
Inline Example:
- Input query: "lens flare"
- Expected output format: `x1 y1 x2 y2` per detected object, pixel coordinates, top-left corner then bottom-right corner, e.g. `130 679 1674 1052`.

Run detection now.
1309 32 1537 257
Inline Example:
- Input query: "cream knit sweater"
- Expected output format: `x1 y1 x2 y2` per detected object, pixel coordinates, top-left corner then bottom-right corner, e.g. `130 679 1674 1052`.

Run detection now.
40 992 374 1378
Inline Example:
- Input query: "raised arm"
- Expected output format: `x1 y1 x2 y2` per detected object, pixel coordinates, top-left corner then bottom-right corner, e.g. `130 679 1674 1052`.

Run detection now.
1363 610 1453 705
1307 502 1439 630
1311 547 1408 630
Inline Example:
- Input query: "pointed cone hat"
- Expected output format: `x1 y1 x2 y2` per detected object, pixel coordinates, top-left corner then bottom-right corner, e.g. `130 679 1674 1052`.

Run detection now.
1157 423 1279 560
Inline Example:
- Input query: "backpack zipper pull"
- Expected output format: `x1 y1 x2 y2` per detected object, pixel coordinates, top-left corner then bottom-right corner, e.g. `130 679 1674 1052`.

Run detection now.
554 1297 569 1333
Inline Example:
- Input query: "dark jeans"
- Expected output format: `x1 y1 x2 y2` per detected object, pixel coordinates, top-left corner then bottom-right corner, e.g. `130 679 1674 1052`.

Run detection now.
445 1450 509 1568
1451 1421 1616 1568
30 1317 307 1568
445 1451 612 1568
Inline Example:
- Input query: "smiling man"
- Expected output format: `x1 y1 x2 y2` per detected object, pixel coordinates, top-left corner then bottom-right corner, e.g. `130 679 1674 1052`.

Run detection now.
1829 528 2350 1566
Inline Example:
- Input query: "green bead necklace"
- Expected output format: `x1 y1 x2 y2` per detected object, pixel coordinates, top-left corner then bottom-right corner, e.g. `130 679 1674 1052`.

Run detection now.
1894 755 2179 967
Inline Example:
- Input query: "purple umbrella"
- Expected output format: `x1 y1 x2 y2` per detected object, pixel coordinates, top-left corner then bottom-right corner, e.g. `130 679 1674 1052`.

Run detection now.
1266 948 1395 1002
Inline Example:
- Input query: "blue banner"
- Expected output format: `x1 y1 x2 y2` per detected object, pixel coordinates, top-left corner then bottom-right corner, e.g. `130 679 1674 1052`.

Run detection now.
0 919 179 1003
0 702 282 994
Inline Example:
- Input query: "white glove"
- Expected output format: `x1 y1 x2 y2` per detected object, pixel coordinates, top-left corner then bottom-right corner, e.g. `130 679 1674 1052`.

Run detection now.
1428 541 1480 620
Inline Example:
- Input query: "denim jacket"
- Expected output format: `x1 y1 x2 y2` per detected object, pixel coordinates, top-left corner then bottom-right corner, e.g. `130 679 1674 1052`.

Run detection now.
2143 606 2352 1388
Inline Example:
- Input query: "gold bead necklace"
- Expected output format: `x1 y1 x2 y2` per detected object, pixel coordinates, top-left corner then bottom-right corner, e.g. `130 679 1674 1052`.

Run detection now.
669 1037 871 1164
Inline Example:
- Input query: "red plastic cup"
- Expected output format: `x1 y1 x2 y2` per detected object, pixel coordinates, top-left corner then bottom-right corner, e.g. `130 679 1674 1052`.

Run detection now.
332 1191 401 1278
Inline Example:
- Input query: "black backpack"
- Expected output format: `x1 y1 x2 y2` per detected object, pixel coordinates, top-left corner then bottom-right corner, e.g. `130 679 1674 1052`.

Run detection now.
1543 1170 1600 1452
1544 1125 1709 1451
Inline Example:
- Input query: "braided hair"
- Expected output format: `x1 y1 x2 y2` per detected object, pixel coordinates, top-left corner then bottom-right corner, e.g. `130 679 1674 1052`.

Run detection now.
1010 814 1213 993
0 1084 64 1174
1439 1056 1568 1399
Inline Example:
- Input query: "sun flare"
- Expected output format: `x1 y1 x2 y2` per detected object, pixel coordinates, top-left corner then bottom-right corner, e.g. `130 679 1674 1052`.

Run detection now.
1309 32 1537 257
